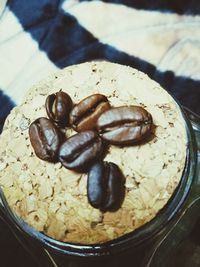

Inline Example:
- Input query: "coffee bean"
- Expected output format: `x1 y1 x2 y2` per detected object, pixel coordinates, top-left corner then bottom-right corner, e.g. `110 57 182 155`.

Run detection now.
29 117 63 162
59 131 104 171
45 91 73 126
87 161 125 212
69 94 111 132
97 106 152 145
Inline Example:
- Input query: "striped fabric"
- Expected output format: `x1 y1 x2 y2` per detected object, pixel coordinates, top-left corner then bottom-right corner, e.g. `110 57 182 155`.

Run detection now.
0 0 200 131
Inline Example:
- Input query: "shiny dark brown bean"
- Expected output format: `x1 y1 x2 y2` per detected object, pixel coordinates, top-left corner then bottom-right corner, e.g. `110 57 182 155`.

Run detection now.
45 91 73 126
29 117 63 162
69 94 111 132
59 131 104 171
87 161 125 212
97 106 152 145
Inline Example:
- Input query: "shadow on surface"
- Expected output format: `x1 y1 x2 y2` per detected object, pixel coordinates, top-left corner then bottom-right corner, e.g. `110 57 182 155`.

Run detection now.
166 217 200 267
0 218 37 267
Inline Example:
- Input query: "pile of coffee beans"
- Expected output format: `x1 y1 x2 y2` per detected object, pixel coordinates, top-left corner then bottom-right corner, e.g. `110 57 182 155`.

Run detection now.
29 91 153 211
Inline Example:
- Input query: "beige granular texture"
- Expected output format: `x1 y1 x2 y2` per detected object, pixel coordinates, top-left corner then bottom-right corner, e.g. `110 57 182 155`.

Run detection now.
0 61 187 244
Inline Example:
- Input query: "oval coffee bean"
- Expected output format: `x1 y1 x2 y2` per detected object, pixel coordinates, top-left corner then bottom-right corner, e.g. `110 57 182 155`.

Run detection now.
29 117 63 162
87 161 125 212
59 131 104 171
45 90 73 126
69 94 111 132
97 106 152 145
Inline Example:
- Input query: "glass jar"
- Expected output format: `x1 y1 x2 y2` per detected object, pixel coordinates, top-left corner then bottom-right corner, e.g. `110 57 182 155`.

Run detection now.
0 106 199 267
146 107 200 267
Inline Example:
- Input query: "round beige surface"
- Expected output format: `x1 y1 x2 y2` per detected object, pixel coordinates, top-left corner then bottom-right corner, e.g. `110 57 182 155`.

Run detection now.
0 61 187 244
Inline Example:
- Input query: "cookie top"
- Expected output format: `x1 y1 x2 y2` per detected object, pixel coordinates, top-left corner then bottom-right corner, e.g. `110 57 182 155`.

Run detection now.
0 61 187 244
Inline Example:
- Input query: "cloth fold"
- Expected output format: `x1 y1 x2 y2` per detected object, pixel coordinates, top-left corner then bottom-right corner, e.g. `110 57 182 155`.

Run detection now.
0 0 199 131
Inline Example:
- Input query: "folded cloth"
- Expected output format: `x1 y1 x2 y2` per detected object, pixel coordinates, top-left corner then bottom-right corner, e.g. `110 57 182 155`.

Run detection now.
0 0 6 15
0 0 200 132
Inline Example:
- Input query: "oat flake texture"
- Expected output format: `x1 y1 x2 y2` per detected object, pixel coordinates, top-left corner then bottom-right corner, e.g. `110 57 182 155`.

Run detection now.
0 61 187 244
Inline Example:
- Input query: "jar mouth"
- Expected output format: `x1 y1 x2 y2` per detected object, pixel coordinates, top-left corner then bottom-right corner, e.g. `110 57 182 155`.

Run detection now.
0 106 197 258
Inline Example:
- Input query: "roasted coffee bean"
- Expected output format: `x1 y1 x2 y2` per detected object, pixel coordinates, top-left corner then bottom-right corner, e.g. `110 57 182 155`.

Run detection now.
69 94 111 132
59 131 104 171
45 91 73 126
87 161 125 212
97 106 152 145
29 117 63 162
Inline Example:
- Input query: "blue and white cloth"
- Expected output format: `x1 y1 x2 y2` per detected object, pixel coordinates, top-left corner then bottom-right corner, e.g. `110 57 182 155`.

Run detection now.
0 0 200 131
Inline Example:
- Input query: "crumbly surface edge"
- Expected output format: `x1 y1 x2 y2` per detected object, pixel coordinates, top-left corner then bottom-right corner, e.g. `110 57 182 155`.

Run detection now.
0 61 187 244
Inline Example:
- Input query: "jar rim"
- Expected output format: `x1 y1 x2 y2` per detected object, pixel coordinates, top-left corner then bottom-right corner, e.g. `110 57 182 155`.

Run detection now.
0 106 197 258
